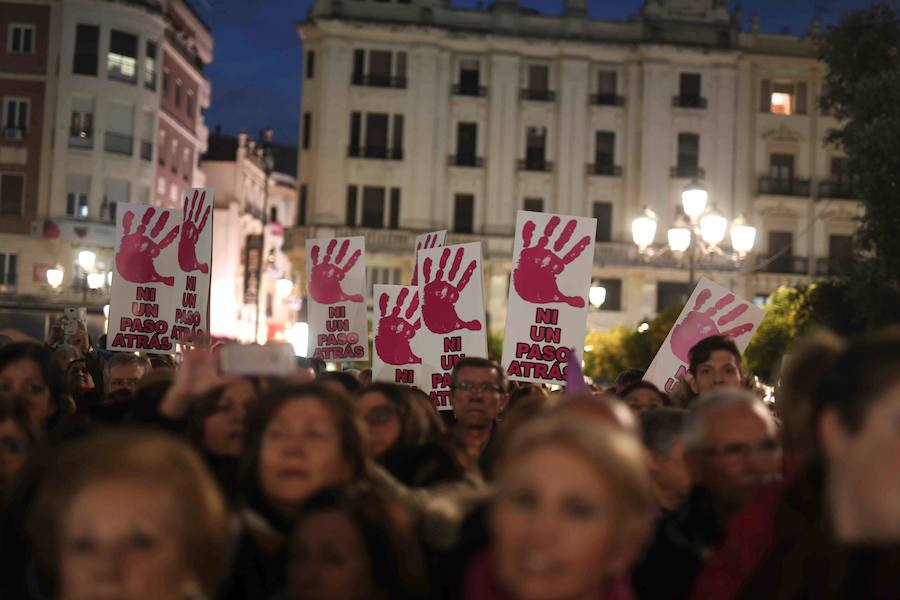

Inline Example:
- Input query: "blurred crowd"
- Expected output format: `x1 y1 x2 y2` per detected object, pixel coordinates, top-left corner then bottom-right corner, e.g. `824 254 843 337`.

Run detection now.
1 321 900 600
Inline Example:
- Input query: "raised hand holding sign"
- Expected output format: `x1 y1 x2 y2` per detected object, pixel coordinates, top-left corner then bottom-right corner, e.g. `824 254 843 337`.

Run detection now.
117 208 180 286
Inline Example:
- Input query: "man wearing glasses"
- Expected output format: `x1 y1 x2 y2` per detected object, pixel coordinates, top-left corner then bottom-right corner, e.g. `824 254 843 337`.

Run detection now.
633 389 781 600
449 357 509 475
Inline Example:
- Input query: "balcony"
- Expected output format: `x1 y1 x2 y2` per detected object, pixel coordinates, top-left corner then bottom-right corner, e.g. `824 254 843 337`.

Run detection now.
587 163 623 177
69 129 93 149
351 73 407 89
448 154 484 168
452 83 487 97
672 95 708 109
348 146 404 161
590 94 625 107
104 132 133 156
670 165 706 179
755 254 810 275
814 256 855 277
818 179 860 200
140 140 153 161
519 89 556 102
758 176 811 197
2 127 26 142
517 158 554 172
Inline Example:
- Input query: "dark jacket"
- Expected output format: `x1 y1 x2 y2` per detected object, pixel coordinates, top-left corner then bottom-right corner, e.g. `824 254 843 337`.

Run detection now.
633 487 726 600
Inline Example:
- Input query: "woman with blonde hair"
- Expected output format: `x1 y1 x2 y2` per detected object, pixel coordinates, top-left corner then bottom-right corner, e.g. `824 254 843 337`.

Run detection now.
464 415 656 600
29 429 231 600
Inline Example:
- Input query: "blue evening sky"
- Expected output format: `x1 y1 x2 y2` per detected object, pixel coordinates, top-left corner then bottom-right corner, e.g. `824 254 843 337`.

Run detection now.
198 0 879 145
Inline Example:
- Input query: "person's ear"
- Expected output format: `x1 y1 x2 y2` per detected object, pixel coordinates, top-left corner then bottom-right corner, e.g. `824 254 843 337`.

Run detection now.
687 372 699 395
818 407 849 463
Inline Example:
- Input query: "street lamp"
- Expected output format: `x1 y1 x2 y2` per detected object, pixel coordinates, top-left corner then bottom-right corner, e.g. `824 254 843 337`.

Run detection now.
275 277 293 299
631 182 756 288
588 283 607 310
46 266 64 289
78 250 96 271
86 272 106 290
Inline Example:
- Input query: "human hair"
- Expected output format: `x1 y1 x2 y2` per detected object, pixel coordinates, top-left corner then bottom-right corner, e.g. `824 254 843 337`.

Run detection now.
682 388 769 451
358 383 437 450
494 415 656 542
240 383 367 510
102 352 152 382
621 381 671 406
184 378 259 448
688 335 742 376
319 371 362 395
291 485 427 599
294 356 321 375
614 369 645 390
0 342 67 421
640 408 688 456
812 328 900 437
51 344 82 367
28 429 231 596
450 356 507 392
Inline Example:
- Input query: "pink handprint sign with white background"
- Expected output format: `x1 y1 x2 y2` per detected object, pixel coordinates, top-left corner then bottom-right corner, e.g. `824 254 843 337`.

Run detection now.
644 277 765 392
410 230 446 285
306 236 369 361
416 242 487 411
172 188 214 346
501 211 597 386
372 285 423 386
108 202 183 355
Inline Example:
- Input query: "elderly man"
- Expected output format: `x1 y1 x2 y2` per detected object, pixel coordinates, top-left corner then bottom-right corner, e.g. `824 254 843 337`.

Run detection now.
640 408 692 515
103 353 152 399
633 389 781 600
449 357 509 475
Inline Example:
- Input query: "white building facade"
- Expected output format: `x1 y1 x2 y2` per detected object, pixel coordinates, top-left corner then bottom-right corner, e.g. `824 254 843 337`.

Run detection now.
288 0 862 333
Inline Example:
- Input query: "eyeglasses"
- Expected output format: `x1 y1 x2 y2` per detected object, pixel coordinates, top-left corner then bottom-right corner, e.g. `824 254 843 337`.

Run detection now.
451 381 504 394
363 405 398 426
700 438 781 461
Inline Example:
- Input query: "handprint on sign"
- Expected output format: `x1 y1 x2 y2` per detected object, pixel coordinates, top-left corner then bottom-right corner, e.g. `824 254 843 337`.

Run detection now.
375 288 421 365
116 208 180 286
422 247 481 334
178 189 211 274
670 289 755 363
513 216 592 308
411 233 441 285
309 240 364 304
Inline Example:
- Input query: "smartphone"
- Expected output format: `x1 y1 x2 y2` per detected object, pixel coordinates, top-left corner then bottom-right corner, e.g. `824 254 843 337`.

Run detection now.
219 343 296 377
63 307 86 336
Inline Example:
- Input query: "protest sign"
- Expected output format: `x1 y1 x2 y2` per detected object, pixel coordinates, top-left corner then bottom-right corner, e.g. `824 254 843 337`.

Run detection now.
644 277 765 392
306 237 369 361
372 284 423 385
501 211 596 385
172 188 213 345
417 242 487 411
107 203 182 354
411 230 446 285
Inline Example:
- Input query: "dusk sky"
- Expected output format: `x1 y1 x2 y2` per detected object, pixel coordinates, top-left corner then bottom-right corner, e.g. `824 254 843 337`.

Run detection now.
198 0 879 146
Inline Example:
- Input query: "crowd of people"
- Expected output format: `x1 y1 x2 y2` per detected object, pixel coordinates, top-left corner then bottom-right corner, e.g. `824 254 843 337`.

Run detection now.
1 321 899 600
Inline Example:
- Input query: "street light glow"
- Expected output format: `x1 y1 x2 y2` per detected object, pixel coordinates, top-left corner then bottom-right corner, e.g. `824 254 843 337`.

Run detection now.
86 272 106 289
699 208 728 246
588 285 607 309
78 250 97 270
730 214 757 254
46 267 64 289
631 207 658 249
275 277 293 299
681 182 709 220
667 215 692 253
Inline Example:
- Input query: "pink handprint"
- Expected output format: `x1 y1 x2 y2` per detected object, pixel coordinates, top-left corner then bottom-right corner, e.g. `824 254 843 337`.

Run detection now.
375 288 421 365
116 208 180 286
309 239 363 304
421 247 481 334
411 233 441 285
670 289 755 363
178 189 211 274
513 216 592 308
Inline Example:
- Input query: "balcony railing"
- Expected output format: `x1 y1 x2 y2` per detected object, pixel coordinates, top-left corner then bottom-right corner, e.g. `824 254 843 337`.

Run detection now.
351 73 407 88
2 127 26 141
670 165 706 179
140 140 153 161
587 163 623 177
519 88 556 102
448 154 484 168
590 94 625 107
672 95 708 109
755 254 810 275
758 176 812 197
517 158 554 172
348 146 404 161
68 129 93 149
452 83 487 97
104 132 133 156
817 179 860 200
814 256 855 277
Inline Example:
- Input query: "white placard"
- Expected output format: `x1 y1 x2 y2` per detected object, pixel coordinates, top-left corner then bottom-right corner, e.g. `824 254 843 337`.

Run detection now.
417 242 487 411
411 230 447 285
372 285 423 386
172 188 213 345
501 211 596 385
306 236 369 361
107 203 182 354
644 277 765 392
